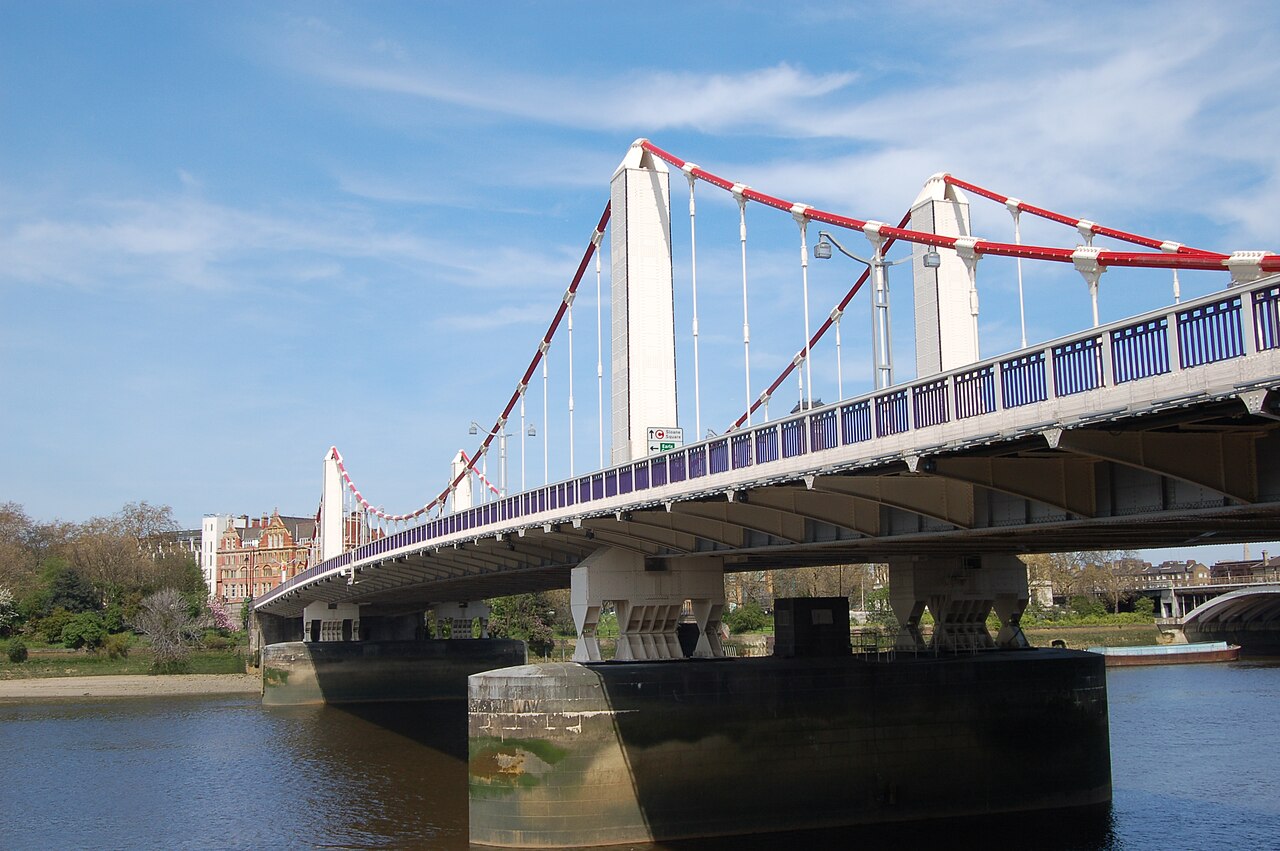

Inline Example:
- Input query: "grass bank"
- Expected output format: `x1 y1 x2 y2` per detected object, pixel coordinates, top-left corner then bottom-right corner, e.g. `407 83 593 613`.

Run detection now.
1024 623 1162 649
1 647 247 679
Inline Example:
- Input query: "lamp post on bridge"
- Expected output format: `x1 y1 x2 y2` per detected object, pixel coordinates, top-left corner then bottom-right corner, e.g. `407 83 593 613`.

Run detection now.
470 420 537 497
814 231 935 391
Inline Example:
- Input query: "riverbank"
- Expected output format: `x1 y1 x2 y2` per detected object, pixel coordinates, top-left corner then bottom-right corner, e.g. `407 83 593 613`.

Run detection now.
0 673 260 702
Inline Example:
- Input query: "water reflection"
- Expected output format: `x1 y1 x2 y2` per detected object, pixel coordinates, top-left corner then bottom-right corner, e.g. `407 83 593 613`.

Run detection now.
2 660 1278 849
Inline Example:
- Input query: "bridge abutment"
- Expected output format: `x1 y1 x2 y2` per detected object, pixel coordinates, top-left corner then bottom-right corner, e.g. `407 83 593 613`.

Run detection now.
468 649 1110 847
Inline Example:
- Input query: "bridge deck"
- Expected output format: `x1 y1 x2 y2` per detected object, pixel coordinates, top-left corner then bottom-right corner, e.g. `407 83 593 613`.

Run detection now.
259 277 1280 617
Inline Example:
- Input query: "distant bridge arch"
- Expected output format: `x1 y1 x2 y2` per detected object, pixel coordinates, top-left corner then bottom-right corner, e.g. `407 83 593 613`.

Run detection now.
1182 585 1280 653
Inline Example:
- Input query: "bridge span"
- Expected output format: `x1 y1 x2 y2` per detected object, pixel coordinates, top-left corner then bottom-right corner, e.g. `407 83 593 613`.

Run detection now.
257 271 1280 619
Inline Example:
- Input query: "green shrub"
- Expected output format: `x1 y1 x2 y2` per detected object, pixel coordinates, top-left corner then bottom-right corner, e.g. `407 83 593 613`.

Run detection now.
39 608 74 643
151 657 191 675
1069 595 1107 618
723 601 770 635
102 632 131 660
61 612 106 651
7 637 28 663
202 632 234 650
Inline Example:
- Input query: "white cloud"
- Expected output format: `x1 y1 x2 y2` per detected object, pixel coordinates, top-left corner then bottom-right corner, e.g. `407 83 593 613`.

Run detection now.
0 189 584 296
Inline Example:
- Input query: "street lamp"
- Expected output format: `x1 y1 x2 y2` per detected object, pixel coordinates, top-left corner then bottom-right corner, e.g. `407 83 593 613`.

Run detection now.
470 420 538 497
469 420 509 498
814 231 934 391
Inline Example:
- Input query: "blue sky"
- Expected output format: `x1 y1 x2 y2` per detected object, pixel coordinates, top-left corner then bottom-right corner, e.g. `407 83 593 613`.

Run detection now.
3 1 1278 563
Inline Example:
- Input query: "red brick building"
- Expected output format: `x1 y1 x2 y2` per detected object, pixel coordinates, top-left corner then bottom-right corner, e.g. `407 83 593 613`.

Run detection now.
215 511 316 616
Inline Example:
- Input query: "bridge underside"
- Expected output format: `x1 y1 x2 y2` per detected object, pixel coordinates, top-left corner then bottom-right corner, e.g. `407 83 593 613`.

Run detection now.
261 399 1280 618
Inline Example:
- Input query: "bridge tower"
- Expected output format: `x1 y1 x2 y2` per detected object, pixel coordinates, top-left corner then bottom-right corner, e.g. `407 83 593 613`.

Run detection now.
571 141 724 662
319 447 344 562
610 139 678 465
910 174 979 375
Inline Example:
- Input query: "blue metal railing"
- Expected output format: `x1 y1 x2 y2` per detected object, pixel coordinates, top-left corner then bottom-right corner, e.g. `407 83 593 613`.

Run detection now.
259 277 1280 608
1179 297 1243 368
1111 318 1170 383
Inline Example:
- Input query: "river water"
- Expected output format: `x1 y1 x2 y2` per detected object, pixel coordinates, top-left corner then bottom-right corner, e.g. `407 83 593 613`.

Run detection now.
2 660 1278 850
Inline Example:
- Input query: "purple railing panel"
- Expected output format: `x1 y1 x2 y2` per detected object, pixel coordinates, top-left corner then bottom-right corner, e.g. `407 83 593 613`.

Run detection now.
1111 318 1170 384
1053 337 1104 396
875 389 909 437
912 378 949 428
781 418 807 458
1178 297 1243 368
709 439 730 474
756 426 780 464
955 364 997 419
731 432 753 469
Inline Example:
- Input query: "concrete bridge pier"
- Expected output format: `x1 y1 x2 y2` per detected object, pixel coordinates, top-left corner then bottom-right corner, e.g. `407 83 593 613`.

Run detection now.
888 554 1030 652
260 600 524 705
470 556 1106 848
571 548 724 662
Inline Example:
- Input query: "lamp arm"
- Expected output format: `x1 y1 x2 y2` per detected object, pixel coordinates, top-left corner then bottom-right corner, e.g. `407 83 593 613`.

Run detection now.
817 231 872 267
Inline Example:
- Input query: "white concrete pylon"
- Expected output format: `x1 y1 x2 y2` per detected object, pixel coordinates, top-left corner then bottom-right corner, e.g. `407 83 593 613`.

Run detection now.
320 448 344 561
910 173 979 376
610 140 677 465
450 451 474 512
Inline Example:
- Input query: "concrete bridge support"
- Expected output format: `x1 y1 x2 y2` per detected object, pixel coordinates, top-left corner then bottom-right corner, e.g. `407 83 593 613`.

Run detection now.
261 600 518 705
263 638 526 706
571 548 724 662
432 601 491 639
468 649 1110 847
888 554 1030 652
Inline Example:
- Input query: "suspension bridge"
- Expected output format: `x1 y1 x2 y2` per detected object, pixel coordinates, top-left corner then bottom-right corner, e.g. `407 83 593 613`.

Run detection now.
251 139 1280 848
256 139 1280 648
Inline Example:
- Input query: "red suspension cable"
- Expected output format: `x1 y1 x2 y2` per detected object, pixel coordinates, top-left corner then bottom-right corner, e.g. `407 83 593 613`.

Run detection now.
641 140 1251 272
330 202 612 523
942 175 1218 255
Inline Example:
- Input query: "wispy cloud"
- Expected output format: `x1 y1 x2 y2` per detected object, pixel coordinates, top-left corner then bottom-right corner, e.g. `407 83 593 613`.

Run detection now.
281 3 1280 247
0 187 586 295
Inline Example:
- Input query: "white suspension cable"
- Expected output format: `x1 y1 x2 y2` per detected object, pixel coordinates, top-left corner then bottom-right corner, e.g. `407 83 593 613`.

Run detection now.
833 307 844 401
595 235 605 468
685 166 702 439
567 291 576 477
793 205 814 411
542 351 549 485
520 395 526 493
733 185 753 427
1006 200 1027 348
1162 241 1183 304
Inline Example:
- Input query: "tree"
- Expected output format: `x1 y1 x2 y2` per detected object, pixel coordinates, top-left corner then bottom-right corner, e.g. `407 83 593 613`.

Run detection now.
132 588 201 673
0 585 16 636
1076 550 1139 614
43 561 100 614
488 593 555 656
207 597 235 633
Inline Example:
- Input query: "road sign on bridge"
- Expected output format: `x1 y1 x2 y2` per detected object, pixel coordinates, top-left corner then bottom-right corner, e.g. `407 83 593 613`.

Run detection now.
646 426 683 453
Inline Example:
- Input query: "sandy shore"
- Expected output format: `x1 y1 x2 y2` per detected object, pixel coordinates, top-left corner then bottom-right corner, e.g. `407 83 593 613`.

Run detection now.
0 673 261 702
